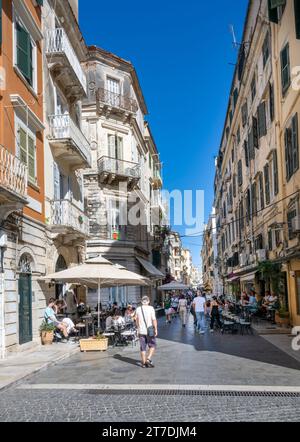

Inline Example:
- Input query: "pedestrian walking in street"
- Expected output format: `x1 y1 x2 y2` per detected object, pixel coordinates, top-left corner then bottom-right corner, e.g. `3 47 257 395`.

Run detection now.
192 291 206 334
178 294 188 327
135 296 158 368
163 295 172 323
210 297 222 332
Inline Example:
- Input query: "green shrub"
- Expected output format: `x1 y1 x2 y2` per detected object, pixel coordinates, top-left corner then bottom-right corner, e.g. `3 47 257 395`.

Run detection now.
39 320 55 332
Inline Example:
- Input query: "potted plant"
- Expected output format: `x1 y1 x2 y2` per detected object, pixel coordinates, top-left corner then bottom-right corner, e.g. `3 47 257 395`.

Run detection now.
39 320 55 345
275 308 290 327
79 332 108 352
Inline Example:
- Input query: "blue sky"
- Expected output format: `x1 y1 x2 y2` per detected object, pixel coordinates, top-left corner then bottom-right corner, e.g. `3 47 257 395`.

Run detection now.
79 0 248 267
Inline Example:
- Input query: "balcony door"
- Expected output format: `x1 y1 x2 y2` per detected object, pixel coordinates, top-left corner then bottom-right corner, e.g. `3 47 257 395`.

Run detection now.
107 77 120 107
108 135 123 174
53 163 71 201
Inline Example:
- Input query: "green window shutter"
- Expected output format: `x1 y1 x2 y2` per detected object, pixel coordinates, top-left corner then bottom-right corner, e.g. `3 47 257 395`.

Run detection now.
28 136 36 181
36 0 43 5
16 21 32 85
295 0 300 39
259 172 264 210
19 127 28 165
244 140 249 167
253 116 259 148
264 164 270 205
238 160 243 186
269 83 275 122
273 150 279 196
292 113 299 174
270 0 286 8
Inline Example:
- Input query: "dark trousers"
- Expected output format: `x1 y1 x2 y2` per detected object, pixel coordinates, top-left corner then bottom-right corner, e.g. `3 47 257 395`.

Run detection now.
210 314 222 330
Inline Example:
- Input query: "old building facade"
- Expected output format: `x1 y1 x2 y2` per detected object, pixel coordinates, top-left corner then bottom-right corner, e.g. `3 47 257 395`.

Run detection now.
213 0 300 325
82 46 165 306
0 0 45 357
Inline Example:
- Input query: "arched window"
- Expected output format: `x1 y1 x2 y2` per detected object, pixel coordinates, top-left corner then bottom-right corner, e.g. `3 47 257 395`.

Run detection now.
19 254 33 274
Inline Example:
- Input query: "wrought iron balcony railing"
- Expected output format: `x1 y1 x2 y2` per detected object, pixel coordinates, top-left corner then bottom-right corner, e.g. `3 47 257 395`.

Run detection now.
49 199 89 237
0 144 27 201
96 88 138 114
48 114 91 168
45 28 87 94
98 156 141 180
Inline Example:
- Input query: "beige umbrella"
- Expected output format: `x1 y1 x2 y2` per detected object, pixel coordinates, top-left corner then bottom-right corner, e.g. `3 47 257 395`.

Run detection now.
158 281 189 291
41 256 148 329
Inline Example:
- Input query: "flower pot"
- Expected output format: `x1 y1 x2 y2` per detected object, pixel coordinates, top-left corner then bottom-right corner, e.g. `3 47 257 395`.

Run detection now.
41 331 54 345
80 338 108 352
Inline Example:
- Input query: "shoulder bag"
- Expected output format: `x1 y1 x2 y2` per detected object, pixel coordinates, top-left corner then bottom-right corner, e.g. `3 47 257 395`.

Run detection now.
141 306 155 338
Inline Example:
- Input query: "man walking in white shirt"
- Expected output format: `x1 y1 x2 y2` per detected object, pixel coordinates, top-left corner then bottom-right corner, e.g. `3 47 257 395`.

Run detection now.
192 291 207 334
135 296 158 368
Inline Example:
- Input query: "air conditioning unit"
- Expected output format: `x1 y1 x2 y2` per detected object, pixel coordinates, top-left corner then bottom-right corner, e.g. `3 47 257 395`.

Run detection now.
256 249 267 262
292 217 300 233
239 253 247 267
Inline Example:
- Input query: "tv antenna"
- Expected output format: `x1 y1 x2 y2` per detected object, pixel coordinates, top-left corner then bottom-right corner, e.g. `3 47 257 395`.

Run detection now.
229 24 240 50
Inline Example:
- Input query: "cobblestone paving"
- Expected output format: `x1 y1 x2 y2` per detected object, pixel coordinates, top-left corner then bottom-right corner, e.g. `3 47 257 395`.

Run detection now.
0 389 300 422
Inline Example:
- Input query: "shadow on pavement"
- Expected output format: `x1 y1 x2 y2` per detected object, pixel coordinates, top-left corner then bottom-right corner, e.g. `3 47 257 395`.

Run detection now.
113 354 141 367
158 315 300 371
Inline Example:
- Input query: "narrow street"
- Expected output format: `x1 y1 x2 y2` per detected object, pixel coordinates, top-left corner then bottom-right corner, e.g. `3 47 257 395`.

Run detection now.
1 315 300 422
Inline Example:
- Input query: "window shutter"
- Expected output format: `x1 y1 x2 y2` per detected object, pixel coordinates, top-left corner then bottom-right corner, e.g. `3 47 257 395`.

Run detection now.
270 0 286 7
27 135 36 181
16 22 31 83
280 43 291 95
233 174 237 198
269 83 275 122
108 134 115 158
264 164 270 205
259 172 265 210
251 182 257 216
285 128 291 181
295 0 300 39
242 102 248 127
233 88 238 108
248 128 255 160
238 45 245 80
258 102 267 138
292 113 299 174
19 127 27 165
253 116 259 148
268 0 279 23
117 136 123 160
53 162 60 200
238 160 243 186
36 0 43 5
273 150 279 195
244 141 249 167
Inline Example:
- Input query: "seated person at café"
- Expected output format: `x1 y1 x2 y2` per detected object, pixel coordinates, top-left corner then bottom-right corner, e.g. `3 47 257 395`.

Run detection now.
124 305 136 323
53 299 67 314
44 298 68 339
111 309 125 329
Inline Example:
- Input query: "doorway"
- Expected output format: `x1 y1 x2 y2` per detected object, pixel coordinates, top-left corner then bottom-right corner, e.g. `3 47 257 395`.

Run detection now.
18 255 33 345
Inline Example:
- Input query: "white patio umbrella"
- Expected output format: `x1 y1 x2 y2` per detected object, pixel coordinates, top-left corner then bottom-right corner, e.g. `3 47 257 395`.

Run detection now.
40 256 148 329
158 281 190 291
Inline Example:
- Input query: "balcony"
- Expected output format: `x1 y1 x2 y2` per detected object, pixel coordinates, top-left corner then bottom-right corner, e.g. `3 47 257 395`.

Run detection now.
0 145 28 219
96 88 138 121
48 114 91 169
45 28 86 98
48 199 89 238
98 156 140 189
150 169 162 190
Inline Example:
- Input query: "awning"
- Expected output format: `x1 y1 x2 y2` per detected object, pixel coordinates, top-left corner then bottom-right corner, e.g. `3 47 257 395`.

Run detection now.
240 271 257 282
226 275 240 283
136 257 164 279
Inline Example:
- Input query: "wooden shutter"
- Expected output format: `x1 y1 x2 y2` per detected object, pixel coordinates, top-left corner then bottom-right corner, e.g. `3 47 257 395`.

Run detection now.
108 134 115 158
117 136 123 160
295 0 300 39
53 162 60 200
273 150 279 195
258 102 267 138
281 43 291 95
238 160 243 186
242 102 248 127
253 116 259 148
285 128 291 181
251 182 257 216
36 0 43 5
244 141 249 167
248 128 255 160
27 135 36 182
264 164 270 205
292 113 299 174
269 83 275 122
19 127 27 165
259 172 264 210
233 174 237 198
16 22 32 84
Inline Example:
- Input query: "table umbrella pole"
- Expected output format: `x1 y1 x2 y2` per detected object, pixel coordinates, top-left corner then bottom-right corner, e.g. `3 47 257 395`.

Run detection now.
97 279 100 331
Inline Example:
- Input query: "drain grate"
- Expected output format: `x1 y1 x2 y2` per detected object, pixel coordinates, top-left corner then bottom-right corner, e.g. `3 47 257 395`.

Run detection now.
86 389 300 398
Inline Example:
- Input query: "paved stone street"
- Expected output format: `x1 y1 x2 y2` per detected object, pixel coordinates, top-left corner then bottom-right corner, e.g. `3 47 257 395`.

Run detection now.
1 315 300 422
